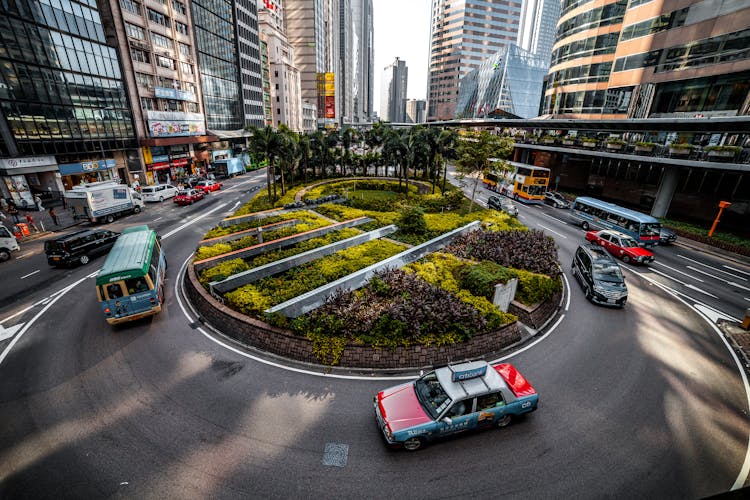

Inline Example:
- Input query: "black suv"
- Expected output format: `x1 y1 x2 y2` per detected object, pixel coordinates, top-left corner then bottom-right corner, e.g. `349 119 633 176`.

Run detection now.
571 244 628 307
45 229 120 267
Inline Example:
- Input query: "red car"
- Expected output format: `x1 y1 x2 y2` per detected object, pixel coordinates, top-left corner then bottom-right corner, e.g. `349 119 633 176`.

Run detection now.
194 180 222 193
585 229 655 264
173 188 205 205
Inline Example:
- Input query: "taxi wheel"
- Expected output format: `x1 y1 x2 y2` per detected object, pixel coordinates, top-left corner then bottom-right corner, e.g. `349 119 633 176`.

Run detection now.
622 255 631 263
496 414 512 428
402 437 424 451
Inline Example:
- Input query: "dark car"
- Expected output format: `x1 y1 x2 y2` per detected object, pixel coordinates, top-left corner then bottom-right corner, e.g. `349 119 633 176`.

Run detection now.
659 227 677 245
571 244 628 307
488 195 518 216
44 228 120 267
173 189 205 205
543 191 570 208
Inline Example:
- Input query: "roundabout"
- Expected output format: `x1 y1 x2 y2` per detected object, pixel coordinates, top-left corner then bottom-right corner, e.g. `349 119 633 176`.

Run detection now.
0 173 748 498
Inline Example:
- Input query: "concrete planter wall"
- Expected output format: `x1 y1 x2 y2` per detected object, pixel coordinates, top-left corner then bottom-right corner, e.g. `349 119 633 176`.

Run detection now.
185 263 525 369
509 291 562 329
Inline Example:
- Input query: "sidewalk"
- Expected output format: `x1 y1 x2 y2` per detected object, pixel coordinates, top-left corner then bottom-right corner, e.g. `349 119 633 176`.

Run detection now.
4 200 82 243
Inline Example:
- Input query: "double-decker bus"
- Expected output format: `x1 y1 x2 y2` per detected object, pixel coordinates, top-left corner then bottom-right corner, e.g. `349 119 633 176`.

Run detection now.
506 162 550 203
95 225 167 325
569 197 662 246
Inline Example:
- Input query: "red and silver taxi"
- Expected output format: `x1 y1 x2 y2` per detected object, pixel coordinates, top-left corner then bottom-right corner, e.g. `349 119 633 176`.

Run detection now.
173 188 205 205
194 180 222 193
374 360 538 451
585 229 655 264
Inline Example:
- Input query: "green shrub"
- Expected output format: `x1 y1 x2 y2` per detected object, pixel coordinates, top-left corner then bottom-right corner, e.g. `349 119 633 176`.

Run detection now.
513 269 562 305
704 145 740 153
458 261 516 300
397 205 428 235
199 258 250 287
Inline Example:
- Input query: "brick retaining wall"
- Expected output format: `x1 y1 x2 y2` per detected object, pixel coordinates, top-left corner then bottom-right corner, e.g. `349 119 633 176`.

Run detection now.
509 291 563 330
185 263 527 369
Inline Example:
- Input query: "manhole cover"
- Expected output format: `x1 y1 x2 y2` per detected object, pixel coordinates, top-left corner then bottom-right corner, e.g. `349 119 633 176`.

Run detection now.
322 443 349 467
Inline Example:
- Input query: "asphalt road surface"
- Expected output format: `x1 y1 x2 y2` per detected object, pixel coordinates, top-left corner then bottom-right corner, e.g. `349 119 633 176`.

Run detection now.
1 170 749 498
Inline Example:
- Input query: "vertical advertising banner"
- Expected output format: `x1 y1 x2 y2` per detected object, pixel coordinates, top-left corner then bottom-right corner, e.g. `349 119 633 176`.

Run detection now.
324 72 335 120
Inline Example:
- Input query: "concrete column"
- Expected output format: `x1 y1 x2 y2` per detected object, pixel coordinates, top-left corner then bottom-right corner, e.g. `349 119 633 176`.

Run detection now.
492 278 518 312
651 167 680 218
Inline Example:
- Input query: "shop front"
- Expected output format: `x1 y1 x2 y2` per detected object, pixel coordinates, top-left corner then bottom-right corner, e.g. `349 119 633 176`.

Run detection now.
0 156 65 208
59 159 118 190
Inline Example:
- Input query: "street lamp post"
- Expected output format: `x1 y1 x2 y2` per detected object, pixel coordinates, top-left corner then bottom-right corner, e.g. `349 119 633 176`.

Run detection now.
708 200 731 237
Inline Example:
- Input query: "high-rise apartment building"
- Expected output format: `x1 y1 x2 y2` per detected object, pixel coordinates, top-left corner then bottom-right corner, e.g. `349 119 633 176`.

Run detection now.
426 0 522 121
380 57 408 123
339 0 354 126
102 0 209 184
285 0 340 129
351 0 374 123
259 2 303 130
543 0 750 119
0 0 138 203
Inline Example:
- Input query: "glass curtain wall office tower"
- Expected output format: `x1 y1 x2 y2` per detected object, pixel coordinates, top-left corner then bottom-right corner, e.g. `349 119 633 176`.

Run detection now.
426 0 522 121
0 0 137 201
543 0 750 119
380 57 408 123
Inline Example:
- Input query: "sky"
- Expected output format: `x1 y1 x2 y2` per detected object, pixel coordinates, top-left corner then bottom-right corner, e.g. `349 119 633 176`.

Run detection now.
372 0 431 114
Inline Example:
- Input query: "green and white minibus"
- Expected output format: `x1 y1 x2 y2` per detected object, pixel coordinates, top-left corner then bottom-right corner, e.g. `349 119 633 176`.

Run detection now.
95 225 166 325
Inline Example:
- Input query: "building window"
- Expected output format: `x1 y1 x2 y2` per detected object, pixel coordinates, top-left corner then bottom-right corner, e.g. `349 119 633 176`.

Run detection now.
180 62 193 74
120 0 141 15
151 32 171 49
147 8 171 28
178 42 191 56
140 97 155 110
125 22 147 40
130 48 151 64
155 55 174 70
172 0 186 15
135 72 154 87
175 22 188 36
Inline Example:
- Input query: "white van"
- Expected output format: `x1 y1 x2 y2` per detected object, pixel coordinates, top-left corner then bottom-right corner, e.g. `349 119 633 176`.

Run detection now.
0 225 20 262
141 184 178 202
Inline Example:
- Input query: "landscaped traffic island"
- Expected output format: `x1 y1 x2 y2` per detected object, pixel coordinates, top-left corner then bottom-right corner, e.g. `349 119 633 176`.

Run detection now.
183 179 562 368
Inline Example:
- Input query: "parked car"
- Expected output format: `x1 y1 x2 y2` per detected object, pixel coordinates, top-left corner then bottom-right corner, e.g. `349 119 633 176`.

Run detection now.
173 189 205 205
585 229 655 264
140 184 179 202
194 180 222 193
488 195 518 216
374 360 538 451
571 244 628 307
544 191 570 209
44 228 120 267
0 224 20 262
659 227 677 245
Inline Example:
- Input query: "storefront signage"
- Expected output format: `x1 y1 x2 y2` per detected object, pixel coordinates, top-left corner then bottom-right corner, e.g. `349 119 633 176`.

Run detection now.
152 155 170 163
148 162 171 171
58 159 116 176
154 86 196 102
172 158 189 167
0 156 57 169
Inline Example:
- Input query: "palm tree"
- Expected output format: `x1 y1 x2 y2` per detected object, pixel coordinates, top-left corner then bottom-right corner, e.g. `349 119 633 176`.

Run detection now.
365 122 385 176
340 126 355 177
309 130 325 179
247 125 283 202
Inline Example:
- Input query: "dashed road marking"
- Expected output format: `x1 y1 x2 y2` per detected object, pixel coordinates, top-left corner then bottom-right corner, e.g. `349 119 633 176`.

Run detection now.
20 270 40 279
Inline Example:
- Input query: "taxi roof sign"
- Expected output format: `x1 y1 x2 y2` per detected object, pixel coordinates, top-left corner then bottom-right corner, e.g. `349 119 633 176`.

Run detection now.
450 361 488 382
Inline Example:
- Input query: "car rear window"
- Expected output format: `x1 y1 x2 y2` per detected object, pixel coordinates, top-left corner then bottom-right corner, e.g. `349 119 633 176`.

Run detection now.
142 187 156 193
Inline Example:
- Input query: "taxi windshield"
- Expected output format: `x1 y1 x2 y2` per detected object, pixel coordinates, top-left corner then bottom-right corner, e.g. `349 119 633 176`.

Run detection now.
414 372 452 420
620 237 639 248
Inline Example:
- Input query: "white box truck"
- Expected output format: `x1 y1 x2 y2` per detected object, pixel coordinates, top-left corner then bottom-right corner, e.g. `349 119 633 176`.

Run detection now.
65 181 144 224
213 158 245 178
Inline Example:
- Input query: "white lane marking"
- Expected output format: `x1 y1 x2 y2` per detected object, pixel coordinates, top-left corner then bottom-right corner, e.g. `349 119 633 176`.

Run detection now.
725 265 750 277
694 303 737 323
0 304 35 324
20 270 40 280
0 323 24 342
538 224 567 239
563 272 571 312
745 297 750 302
0 275 91 367
651 261 704 282
493 314 565 363
227 201 240 213
538 211 569 225
678 254 748 281
687 266 750 291
15 252 34 260
153 217 163 222
649 268 718 298
161 202 228 239
624 267 750 490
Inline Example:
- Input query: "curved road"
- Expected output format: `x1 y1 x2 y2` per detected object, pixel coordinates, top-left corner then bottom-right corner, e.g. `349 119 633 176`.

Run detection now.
1 172 749 498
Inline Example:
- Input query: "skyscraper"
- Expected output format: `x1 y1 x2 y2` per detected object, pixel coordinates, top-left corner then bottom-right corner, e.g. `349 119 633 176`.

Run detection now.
380 57 408 123
235 0 265 128
285 0 340 128
351 0 374 123
516 0 559 61
426 0 522 121
542 0 750 119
